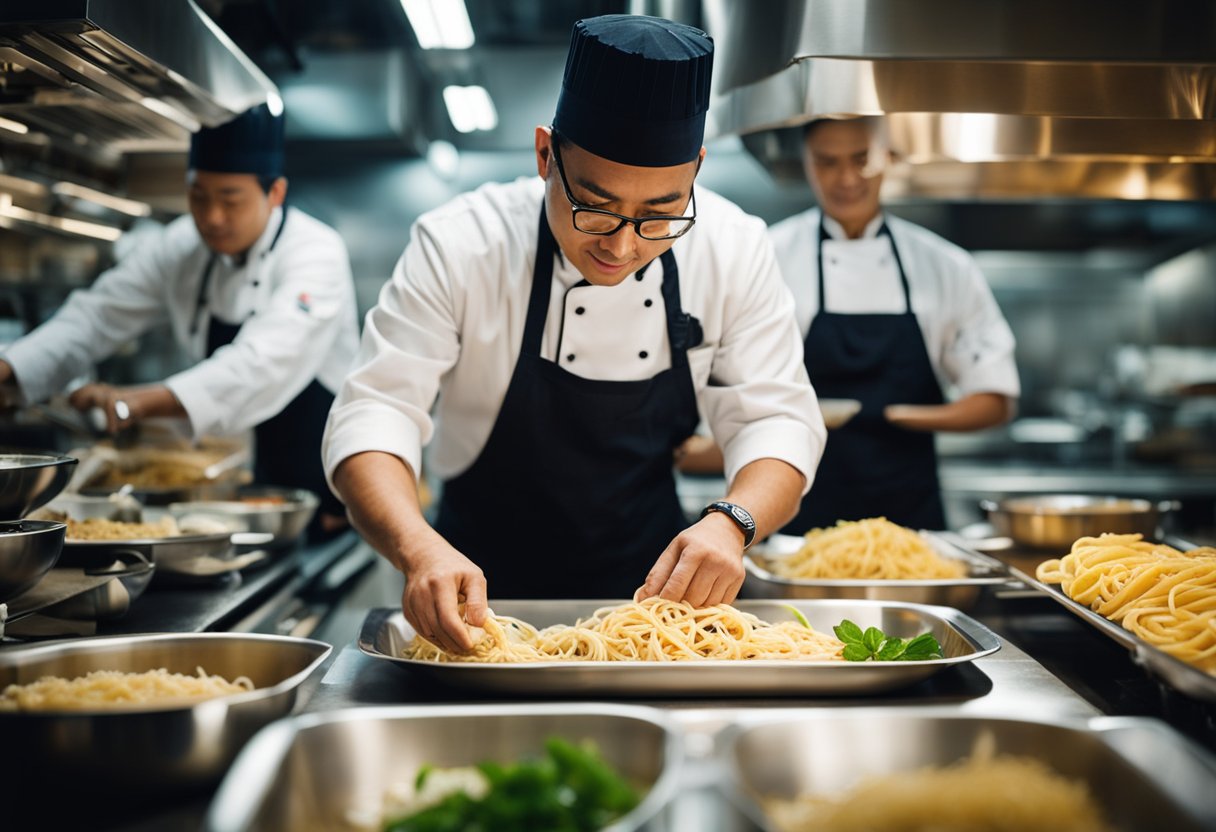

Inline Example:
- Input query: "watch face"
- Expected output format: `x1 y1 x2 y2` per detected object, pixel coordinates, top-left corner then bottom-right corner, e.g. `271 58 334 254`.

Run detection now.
729 504 754 528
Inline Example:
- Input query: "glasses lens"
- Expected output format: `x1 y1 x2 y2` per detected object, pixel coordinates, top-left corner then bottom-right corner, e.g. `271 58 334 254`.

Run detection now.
638 218 693 240
573 210 622 234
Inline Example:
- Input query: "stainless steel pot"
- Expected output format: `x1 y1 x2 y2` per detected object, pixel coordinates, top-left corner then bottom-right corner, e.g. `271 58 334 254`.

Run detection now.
0 450 77 518
0 519 66 601
981 494 1177 551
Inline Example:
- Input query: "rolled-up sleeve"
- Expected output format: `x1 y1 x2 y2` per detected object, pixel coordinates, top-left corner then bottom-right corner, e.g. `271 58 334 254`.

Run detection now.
699 231 827 495
165 228 354 436
941 260 1021 399
322 223 460 490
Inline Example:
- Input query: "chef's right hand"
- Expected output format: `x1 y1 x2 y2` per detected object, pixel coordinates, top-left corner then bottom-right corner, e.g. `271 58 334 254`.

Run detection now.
401 533 489 654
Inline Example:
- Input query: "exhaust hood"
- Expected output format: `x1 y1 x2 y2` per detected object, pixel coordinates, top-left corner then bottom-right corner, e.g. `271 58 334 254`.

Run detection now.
704 0 1216 199
0 0 280 161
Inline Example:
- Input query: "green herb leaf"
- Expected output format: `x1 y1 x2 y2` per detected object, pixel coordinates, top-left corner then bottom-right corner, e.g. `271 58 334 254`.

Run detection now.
899 632 943 661
862 627 885 653
782 604 811 629
842 643 872 662
833 619 865 645
876 637 908 661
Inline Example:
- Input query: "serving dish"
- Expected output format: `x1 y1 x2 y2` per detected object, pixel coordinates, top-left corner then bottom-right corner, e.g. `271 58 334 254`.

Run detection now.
169 486 319 547
725 711 1216 832
1007 556 1216 704
982 494 1176 550
743 530 1011 609
0 450 76 518
204 703 679 832
61 525 273 576
357 599 1000 697
0 632 331 800
0 519 66 602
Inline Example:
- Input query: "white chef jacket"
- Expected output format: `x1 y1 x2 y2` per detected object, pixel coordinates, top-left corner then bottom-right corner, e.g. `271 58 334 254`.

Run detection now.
323 177 825 494
3 206 360 437
769 208 1020 399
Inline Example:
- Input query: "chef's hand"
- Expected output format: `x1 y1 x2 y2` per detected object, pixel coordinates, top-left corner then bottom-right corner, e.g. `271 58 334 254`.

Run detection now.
401 531 490 654
637 511 746 608
68 383 184 434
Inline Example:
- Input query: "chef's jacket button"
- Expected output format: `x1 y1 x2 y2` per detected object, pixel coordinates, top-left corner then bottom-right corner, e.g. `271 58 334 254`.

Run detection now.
644 299 653 308
830 258 838 265
639 350 649 359
567 353 575 362
252 280 260 287
635 273 644 281
575 306 585 315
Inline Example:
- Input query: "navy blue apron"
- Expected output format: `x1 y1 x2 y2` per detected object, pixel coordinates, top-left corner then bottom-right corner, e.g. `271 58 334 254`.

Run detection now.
433 205 701 599
785 218 947 533
194 207 343 541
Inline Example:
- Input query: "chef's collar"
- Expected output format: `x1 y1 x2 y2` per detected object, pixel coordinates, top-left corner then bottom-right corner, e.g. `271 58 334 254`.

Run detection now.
821 211 885 242
212 206 283 269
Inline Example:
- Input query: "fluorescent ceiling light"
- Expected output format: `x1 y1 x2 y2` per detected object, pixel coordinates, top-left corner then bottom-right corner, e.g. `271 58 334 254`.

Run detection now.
443 85 497 133
0 116 29 135
52 182 152 218
401 0 474 49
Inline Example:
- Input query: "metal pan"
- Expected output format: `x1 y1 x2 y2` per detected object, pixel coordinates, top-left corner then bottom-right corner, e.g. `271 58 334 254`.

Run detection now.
982 494 1177 551
357 599 1000 697
725 711 1216 832
62 529 273 576
0 632 331 801
1007 553 1216 704
204 703 680 832
742 531 1012 610
168 486 320 548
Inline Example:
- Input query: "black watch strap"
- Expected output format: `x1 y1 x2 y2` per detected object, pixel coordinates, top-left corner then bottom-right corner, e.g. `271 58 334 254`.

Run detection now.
700 500 757 548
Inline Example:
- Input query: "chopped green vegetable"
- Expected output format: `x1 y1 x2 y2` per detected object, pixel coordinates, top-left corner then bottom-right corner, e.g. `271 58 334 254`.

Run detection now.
782 604 811 629
382 737 639 832
832 619 943 662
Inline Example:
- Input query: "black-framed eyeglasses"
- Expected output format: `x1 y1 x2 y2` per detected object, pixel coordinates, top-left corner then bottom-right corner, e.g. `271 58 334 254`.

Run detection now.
550 133 697 241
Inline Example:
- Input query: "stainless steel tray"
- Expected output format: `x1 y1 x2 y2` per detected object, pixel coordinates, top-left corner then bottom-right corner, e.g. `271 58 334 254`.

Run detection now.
743 531 1013 609
0 632 331 798
357 599 1000 697
1008 557 1216 703
63 528 273 576
204 703 680 832
168 486 319 548
725 711 1216 832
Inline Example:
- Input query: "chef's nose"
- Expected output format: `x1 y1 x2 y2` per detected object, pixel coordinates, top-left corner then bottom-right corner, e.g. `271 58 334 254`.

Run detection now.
599 221 638 260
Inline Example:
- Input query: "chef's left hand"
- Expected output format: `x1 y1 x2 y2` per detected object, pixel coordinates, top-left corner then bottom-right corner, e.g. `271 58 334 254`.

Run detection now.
637 511 746 608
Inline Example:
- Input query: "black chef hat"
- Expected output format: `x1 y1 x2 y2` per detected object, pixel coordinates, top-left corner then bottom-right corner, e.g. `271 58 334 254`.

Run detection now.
554 14 713 168
188 103 285 178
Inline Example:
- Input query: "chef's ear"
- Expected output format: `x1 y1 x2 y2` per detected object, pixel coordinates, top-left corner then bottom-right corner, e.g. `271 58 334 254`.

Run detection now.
265 176 288 207
535 125 554 179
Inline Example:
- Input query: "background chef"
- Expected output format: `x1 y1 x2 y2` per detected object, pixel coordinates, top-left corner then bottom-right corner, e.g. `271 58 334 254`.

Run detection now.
0 104 360 540
772 116 1020 532
324 14 825 654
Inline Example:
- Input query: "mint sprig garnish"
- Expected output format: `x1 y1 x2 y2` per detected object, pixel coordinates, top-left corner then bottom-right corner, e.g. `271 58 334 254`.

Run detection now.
832 619 943 662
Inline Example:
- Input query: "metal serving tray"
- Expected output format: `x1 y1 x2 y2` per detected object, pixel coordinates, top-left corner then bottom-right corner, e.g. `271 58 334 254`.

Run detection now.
725 711 1216 832
0 632 331 800
357 599 1000 697
1008 557 1216 704
204 703 680 832
743 531 1013 610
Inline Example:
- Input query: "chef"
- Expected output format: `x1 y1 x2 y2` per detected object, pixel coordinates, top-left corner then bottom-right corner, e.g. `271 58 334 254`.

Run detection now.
772 116 1019 532
0 104 360 540
324 14 825 653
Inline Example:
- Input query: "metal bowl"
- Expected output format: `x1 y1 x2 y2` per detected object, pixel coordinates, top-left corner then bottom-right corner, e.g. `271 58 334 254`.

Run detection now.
0 632 332 802
204 703 680 832
726 711 1216 832
168 487 320 548
982 494 1174 551
0 450 77 518
41 491 143 522
0 519 66 602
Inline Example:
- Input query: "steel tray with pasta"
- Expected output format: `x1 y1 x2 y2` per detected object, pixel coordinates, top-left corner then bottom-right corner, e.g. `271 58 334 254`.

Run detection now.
357 598 1000 697
1010 533 1216 704
743 524 1012 610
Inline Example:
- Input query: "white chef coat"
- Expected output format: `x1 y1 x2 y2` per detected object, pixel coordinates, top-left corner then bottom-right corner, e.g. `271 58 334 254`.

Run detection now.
323 177 825 493
769 208 1020 399
3 206 360 437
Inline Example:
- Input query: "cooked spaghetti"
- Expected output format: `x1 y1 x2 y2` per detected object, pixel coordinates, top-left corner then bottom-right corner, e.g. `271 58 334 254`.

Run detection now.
64 516 180 541
768 517 966 580
401 598 845 663
0 666 254 711
763 751 1114 832
1036 533 1216 673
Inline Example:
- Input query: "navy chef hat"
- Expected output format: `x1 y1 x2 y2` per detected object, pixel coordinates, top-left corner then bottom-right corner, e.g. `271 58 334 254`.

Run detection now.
188 103 285 178
554 14 713 168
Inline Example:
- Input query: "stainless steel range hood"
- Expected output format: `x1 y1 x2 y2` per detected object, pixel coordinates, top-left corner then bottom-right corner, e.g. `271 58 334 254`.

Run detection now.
0 0 279 159
704 0 1216 199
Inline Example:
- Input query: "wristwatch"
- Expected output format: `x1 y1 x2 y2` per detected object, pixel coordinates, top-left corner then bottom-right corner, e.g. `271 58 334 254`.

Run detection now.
700 501 757 549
